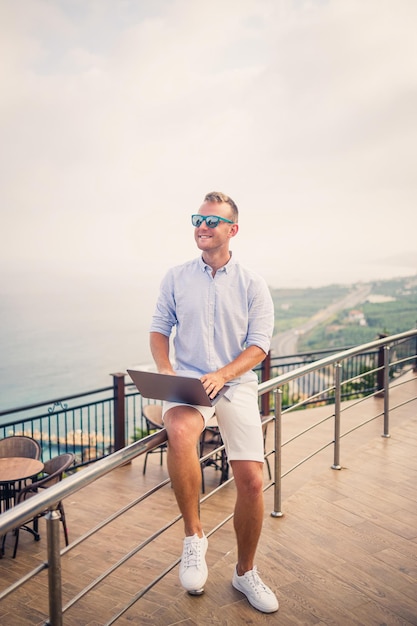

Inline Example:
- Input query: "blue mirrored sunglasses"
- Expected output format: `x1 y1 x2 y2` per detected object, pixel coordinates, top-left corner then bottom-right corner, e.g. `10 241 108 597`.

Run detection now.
191 214 234 228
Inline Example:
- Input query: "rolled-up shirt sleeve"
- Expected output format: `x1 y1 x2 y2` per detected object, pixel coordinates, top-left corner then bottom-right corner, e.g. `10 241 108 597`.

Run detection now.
246 276 275 355
150 270 177 337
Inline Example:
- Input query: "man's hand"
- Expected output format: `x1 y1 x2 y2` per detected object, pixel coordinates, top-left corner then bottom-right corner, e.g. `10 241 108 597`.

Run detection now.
200 372 227 399
158 367 176 376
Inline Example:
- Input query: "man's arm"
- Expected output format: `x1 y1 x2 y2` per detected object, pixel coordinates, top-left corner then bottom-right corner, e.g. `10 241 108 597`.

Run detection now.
150 332 176 375
201 345 266 399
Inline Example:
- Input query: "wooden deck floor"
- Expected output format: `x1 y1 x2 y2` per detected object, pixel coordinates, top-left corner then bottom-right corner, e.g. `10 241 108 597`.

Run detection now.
1 371 416 625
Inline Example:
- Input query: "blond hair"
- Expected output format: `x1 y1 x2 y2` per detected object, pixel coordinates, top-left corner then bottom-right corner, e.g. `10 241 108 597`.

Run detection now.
204 191 239 222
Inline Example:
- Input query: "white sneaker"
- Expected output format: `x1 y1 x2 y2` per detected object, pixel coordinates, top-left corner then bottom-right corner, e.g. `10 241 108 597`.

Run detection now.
232 566 279 613
179 533 208 594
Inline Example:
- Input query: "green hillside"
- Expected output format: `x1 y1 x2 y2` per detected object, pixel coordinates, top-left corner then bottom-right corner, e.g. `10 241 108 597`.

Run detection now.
271 275 417 351
270 284 350 333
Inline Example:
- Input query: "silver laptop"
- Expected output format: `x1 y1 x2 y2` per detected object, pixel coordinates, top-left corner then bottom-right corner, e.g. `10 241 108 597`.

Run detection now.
127 369 228 407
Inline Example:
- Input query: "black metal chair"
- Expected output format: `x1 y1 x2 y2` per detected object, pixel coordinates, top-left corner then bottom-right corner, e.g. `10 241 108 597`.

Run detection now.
199 426 229 493
0 435 41 460
142 404 167 474
0 436 42 502
12 452 75 558
261 416 272 480
200 416 271 492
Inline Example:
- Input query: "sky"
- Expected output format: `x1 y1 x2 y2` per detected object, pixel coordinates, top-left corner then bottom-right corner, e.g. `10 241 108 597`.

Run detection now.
1 0 417 292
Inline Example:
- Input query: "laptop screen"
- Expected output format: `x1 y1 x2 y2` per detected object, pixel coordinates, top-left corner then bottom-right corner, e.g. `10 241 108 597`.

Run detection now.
127 370 228 407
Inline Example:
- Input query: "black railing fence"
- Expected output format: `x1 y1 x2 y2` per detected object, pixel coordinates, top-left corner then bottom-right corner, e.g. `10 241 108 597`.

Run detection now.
1 337 415 470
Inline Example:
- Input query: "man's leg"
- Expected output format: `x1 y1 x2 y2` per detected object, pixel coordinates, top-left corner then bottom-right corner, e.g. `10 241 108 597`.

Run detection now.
164 405 209 594
230 460 279 613
230 460 264 575
164 405 204 536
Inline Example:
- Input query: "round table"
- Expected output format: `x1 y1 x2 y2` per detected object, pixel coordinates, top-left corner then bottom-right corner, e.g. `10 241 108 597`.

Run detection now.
0 457 44 514
0 457 44 484
0 457 44 555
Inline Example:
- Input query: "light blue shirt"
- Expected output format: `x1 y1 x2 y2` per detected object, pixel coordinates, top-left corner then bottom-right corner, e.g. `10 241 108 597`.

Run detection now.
150 255 275 386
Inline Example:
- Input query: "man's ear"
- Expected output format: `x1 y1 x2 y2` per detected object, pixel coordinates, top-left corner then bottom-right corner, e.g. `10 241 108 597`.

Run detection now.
229 223 239 238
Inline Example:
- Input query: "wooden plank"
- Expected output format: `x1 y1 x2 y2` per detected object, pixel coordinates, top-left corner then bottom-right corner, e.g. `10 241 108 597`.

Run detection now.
0 373 416 625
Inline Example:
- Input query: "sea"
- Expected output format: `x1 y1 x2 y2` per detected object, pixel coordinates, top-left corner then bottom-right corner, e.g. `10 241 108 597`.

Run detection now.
0 277 159 418
3 264 416 420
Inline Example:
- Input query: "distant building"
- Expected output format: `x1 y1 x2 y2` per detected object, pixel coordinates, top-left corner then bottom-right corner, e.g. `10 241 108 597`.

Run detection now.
366 294 396 303
347 309 367 326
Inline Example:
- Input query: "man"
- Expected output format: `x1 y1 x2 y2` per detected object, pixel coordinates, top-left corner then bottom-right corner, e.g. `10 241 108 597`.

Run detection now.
149 191 278 613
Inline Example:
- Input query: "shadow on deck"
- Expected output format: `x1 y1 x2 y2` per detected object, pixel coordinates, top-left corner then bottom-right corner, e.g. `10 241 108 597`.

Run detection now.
1 371 416 625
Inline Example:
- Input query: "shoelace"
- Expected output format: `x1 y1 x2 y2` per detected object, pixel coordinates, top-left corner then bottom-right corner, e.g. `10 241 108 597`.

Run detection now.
245 567 270 595
183 540 202 569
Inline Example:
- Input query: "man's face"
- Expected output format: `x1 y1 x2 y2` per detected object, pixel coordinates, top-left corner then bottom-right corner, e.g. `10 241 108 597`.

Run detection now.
193 201 238 253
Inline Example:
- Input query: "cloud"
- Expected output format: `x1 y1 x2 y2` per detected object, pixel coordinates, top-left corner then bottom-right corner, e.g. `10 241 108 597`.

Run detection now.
1 0 416 290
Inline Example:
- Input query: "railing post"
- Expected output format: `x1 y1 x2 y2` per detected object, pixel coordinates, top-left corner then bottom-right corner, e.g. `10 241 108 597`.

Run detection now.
382 345 391 438
271 387 283 518
377 333 388 393
46 508 63 626
331 362 342 470
261 351 271 416
112 373 126 451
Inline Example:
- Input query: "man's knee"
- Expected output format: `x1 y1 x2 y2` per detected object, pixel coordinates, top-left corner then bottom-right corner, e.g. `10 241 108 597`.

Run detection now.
164 406 204 445
232 461 264 497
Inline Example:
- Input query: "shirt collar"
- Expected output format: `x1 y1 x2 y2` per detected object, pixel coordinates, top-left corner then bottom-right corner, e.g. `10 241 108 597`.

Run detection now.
198 252 235 274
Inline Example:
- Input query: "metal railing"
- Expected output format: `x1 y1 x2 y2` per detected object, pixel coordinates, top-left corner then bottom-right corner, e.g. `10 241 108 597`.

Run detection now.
0 329 416 624
1 342 407 469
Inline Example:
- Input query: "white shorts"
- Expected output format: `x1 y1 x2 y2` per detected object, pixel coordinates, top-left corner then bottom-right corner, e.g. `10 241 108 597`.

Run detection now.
162 381 264 463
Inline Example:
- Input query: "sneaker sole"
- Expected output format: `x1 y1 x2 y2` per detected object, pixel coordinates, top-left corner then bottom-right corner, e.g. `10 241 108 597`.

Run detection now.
187 587 204 596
